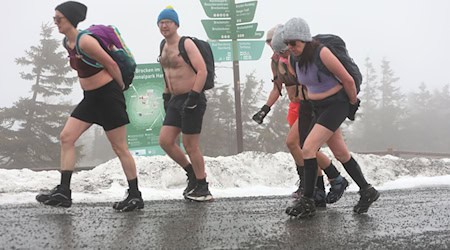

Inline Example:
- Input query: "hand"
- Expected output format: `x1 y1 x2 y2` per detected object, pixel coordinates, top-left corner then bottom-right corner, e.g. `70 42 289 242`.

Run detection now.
252 105 271 124
162 93 171 113
347 99 360 121
182 91 200 113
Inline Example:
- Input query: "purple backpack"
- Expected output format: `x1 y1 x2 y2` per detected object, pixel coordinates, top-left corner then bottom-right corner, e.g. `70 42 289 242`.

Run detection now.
74 25 136 90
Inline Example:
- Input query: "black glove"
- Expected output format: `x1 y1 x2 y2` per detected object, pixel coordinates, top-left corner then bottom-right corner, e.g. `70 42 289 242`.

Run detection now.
252 105 271 124
182 91 200 113
347 99 360 121
162 93 171 113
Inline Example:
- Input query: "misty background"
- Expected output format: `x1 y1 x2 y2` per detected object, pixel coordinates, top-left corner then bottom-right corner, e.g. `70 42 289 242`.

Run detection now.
1 0 450 169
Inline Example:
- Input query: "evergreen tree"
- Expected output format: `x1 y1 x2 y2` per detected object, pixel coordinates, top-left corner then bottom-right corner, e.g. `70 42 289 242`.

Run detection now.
0 23 77 169
201 83 237 156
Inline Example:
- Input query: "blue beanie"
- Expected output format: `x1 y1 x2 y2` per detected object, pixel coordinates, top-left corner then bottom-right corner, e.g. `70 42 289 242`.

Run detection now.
157 6 179 26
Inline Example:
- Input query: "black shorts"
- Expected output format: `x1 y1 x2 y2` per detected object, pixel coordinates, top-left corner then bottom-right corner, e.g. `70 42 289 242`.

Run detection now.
309 89 349 132
71 80 129 131
163 92 207 134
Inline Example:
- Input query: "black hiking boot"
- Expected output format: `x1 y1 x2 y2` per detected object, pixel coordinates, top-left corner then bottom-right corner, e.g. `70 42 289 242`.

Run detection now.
326 176 349 204
185 182 213 202
36 185 72 208
182 172 197 197
353 185 380 214
314 187 326 208
112 189 144 212
285 196 316 218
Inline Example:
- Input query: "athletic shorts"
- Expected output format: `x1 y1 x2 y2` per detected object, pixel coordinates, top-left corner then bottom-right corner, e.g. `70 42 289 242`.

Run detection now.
309 89 349 132
71 80 129 131
286 101 300 127
163 92 207 134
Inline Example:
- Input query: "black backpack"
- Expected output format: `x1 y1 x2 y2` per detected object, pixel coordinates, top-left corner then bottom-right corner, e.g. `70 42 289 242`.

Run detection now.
159 36 215 91
313 34 362 93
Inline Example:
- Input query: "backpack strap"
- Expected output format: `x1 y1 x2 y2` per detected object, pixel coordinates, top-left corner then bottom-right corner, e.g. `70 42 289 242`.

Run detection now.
159 39 169 89
75 30 103 68
178 36 197 73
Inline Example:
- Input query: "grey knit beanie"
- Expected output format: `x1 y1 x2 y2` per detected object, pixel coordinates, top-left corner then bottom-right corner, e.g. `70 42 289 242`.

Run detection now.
283 17 312 42
271 25 288 53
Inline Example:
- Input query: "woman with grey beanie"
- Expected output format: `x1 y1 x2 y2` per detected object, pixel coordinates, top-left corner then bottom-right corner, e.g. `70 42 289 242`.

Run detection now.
283 17 379 218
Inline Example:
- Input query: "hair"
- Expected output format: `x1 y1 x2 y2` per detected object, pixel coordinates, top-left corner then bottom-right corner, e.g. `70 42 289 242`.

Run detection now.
297 39 321 72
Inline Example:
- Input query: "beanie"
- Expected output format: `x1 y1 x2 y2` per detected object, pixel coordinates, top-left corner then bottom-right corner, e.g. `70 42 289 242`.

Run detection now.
157 5 179 27
55 1 87 28
266 24 281 41
283 17 312 42
271 25 288 53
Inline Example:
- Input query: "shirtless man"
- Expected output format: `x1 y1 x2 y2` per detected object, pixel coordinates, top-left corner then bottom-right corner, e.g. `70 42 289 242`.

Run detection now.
157 6 212 201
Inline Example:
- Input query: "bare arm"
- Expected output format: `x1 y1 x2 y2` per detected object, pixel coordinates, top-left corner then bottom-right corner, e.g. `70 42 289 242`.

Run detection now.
320 47 357 104
78 35 125 89
184 39 207 93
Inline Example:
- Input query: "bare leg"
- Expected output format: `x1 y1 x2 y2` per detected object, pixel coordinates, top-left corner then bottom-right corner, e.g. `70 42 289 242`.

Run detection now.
105 125 136 180
60 117 92 171
159 125 190 168
182 133 206 179
285 119 304 166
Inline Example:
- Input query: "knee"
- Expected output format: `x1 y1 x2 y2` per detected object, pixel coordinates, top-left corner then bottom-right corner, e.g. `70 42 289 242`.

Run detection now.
333 150 351 163
285 136 298 151
110 142 128 157
159 136 172 150
60 130 76 147
183 143 198 155
301 146 316 159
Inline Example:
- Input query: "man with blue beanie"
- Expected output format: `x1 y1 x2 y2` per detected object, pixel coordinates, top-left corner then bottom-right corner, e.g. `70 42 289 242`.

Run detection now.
157 6 213 202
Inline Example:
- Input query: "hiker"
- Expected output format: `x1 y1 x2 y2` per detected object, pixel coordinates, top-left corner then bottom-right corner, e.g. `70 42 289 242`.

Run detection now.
157 6 213 202
255 25 348 208
36 1 143 212
283 18 380 218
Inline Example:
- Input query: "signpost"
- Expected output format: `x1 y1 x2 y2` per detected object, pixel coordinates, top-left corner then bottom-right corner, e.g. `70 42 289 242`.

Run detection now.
200 0 264 153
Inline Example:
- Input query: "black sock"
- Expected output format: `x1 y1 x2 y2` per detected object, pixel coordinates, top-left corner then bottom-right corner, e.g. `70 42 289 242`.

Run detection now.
316 175 325 191
127 178 139 193
323 162 340 179
303 158 318 198
296 164 305 188
197 178 207 185
342 157 370 189
184 164 194 175
60 171 73 189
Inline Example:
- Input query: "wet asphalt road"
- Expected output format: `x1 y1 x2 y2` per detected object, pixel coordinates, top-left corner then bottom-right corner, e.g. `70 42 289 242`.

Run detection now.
1 187 449 249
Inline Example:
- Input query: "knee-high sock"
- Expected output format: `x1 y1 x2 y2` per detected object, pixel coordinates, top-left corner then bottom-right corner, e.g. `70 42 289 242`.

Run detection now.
303 158 318 198
342 157 369 189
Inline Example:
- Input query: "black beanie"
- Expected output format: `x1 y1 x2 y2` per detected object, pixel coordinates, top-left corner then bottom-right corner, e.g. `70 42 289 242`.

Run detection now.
55 1 87 28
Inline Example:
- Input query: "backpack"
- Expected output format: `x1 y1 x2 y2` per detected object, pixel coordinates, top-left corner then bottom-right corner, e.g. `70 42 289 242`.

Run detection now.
313 34 362 93
66 24 136 91
159 36 215 91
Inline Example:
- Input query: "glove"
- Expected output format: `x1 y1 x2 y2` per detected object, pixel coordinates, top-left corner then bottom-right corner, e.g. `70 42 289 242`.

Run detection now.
182 91 200 113
347 99 360 121
252 105 271 124
162 93 171 112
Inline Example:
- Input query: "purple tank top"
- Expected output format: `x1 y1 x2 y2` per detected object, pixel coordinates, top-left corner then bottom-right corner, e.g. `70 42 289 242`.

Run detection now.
295 53 339 94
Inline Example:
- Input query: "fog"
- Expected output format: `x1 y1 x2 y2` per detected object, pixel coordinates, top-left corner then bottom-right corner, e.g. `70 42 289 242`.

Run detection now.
2 0 450 108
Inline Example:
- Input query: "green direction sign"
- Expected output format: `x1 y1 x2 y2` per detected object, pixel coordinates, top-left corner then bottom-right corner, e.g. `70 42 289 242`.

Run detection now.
202 19 232 39
200 0 231 18
124 63 165 156
236 23 264 39
210 40 265 62
236 1 257 24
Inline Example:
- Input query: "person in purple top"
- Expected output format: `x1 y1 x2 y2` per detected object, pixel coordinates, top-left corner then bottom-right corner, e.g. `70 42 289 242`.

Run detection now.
283 17 380 218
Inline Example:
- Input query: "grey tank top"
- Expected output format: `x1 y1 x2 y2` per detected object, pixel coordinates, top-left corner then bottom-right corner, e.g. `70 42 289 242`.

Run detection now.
295 47 340 93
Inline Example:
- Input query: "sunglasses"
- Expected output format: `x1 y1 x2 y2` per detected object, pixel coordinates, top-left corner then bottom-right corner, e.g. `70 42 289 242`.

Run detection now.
265 39 272 44
53 16 65 23
284 40 300 46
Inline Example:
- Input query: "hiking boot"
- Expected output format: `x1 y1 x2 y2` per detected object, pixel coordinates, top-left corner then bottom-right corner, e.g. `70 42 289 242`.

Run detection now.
182 172 197 197
353 185 380 214
185 182 213 202
285 196 316 218
36 185 72 208
314 187 326 208
112 189 144 212
326 176 349 204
